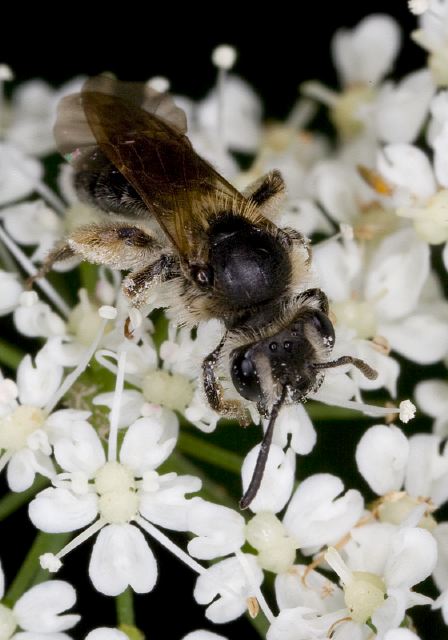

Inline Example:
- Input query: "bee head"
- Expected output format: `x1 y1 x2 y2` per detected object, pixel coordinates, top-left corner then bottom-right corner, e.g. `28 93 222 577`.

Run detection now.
230 308 336 411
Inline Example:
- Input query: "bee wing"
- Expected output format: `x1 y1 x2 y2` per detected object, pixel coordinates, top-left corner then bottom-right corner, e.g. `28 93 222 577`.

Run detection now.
55 76 248 259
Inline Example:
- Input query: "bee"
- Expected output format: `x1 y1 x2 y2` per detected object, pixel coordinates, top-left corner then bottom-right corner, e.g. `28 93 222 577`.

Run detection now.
36 75 377 508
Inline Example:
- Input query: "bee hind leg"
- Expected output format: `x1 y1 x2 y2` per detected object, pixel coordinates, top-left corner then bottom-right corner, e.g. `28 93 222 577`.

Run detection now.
202 336 252 426
122 255 179 307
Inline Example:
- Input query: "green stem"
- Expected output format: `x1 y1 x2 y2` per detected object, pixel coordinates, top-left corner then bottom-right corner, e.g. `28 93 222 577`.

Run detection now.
0 476 49 521
79 262 98 297
0 338 24 369
177 432 242 474
4 531 72 605
305 401 366 420
116 588 135 626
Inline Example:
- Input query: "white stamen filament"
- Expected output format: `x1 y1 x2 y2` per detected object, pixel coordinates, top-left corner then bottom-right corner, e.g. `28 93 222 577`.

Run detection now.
135 515 205 575
55 518 106 560
286 98 317 131
235 549 275 624
44 317 109 414
314 392 413 422
0 225 70 317
301 81 339 106
108 348 127 462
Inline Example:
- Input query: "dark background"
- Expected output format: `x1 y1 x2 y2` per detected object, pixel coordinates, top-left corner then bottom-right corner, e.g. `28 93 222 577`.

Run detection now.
1 3 441 639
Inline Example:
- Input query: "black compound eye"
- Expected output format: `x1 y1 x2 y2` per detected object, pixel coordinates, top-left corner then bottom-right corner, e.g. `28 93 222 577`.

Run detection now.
230 350 262 402
311 310 335 346
191 265 214 288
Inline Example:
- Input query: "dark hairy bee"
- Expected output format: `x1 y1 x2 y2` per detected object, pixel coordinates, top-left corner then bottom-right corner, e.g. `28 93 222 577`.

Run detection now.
35 76 377 508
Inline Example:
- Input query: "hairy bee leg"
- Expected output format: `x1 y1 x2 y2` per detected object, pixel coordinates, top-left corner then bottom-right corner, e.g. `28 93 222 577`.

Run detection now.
281 227 312 265
301 287 330 314
122 255 178 305
202 337 252 426
26 243 76 288
66 224 162 270
245 170 286 209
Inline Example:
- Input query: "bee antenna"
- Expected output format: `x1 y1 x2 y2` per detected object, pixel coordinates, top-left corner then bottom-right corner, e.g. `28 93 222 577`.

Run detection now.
239 386 287 510
313 355 378 380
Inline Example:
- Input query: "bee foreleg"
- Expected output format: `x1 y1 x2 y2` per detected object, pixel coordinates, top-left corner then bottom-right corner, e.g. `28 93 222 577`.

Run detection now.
202 337 252 426
122 254 179 306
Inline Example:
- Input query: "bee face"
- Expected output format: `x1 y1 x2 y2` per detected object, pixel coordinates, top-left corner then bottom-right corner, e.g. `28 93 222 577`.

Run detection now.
230 308 336 410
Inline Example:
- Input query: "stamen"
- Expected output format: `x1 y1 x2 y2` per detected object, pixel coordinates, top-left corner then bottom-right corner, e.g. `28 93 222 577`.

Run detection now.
301 81 339 107
314 392 415 424
0 225 70 317
108 348 127 462
135 515 205 575
212 44 237 145
45 313 110 414
55 518 106 560
286 98 317 130
147 76 170 93
235 550 275 624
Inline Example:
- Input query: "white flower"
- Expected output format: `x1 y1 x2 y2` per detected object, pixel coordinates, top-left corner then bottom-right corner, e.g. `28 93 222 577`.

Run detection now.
244 462 364 574
5 77 84 156
356 424 448 510
413 1 448 85
0 558 80 639
314 229 448 364
193 554 263 623
0 144 43 206
324 523 436 635
0 352 64 491
182 631 228 640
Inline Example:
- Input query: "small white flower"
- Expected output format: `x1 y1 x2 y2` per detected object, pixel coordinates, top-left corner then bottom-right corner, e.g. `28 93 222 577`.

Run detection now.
415 378 448 436
0 144 43 206
0 271 22 316
182 631 228 640
0 557 80 639
85 630 129 640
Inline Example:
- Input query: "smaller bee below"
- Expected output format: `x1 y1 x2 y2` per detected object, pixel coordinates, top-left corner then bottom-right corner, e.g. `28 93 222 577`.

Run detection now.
31 75 377 509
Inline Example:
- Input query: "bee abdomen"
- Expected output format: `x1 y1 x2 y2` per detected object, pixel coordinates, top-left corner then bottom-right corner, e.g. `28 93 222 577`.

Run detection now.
74 156 147 217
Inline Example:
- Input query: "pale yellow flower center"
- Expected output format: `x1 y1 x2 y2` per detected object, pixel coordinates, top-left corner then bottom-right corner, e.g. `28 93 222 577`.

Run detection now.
378 493 437 531
95 461 139 524
330 86 376 138
67 289 105 346
344 571 386 623
142 370 194 413
0 405 45 451
246 512 296 574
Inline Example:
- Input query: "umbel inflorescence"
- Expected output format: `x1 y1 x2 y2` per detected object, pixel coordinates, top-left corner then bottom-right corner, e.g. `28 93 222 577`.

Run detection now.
0 4 448 640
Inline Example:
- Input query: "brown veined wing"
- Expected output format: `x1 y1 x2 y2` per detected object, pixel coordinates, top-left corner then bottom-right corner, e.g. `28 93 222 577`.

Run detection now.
55 75 249 261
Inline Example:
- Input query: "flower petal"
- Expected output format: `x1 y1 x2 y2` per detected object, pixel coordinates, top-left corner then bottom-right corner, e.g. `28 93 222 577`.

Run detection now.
415 379 448 418
187 499 245 559
139 473 201 531
274 565 344 613
384 527 437 588
89 523 157 595
355 425 409 495
29 487 98 533
7 449 38 492
14 580 79 632
377 144 436 205
433 522 448 590
283 474 363 551
0 271 22 316
120 413 178 475
85 630 128 640
380 310 448 364
17 354 62 409
332 14 401 86
53 420 105 477
405 434 448 505
0 144 43 206
182 632 228 640
273 405 316 455
241 445 295 514
193 555 263 623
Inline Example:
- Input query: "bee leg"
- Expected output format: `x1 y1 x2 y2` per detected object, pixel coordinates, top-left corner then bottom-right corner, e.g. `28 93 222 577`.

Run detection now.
245 170 286 209
122 255 178 306
301 287 329 314
280 227 312 265
25 242 76 288
202 337 252 426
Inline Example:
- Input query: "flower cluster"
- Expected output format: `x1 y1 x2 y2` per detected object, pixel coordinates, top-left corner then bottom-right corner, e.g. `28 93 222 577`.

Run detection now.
1 3 448 639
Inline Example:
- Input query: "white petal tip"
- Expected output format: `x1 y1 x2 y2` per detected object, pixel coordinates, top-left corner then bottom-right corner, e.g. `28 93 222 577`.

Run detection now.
40 552 62 572
212 45 237 70
99 305 118 320
399 400 417 423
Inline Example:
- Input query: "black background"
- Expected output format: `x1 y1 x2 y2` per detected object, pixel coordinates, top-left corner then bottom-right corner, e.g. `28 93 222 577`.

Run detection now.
1 3 442 640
